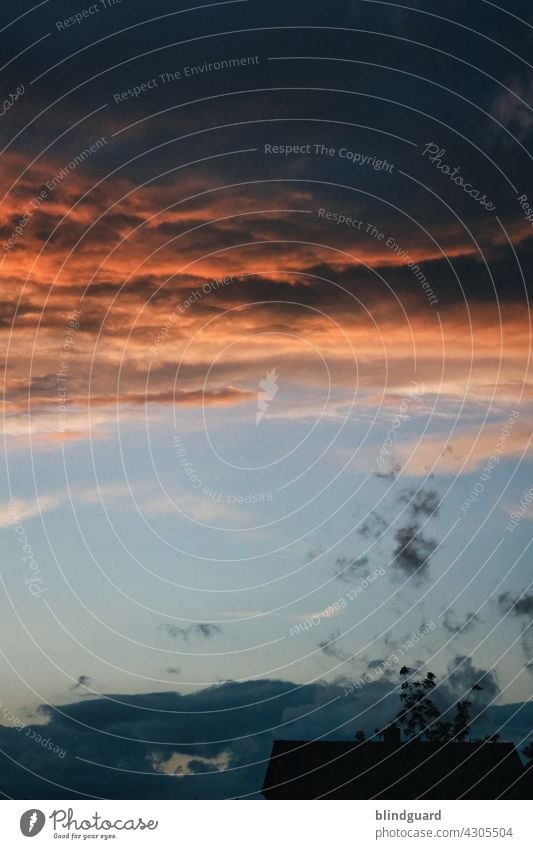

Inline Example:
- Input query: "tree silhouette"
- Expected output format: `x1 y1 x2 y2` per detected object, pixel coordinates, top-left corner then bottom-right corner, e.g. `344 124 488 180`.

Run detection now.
395 669 440 740
450 698 472 742
392 668 480 743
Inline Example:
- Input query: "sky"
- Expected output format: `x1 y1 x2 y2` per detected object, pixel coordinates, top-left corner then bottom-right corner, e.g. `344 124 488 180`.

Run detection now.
0 0 532 799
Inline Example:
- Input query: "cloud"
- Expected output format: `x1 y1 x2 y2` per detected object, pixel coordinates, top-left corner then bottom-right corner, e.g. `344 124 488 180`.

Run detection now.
0 678 378 799
317 630 350 661
358 513 388 539
374 461 402 480
195 623 222 639
333 556 370 583
399 486 440 518
0 482 239 528
338 490 441 584
492 72 533 141
0 670 527 799
167 494 245 523
498 592 533 674
154 751 230 777
442 610 480 635
395 420 532 477
2 154 533 454
445 656 500 704
367 658 387 670
159 623 222 641
392 524 437 578
0 494 64 526
0 483 134 527
498 592 533 618
71 675 91 691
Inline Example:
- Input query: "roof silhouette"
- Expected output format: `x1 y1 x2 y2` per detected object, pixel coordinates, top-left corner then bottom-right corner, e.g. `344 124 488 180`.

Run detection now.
262 738 529 799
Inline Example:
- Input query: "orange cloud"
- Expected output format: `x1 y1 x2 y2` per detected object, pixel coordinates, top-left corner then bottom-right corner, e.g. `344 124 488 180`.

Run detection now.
1 148 531 462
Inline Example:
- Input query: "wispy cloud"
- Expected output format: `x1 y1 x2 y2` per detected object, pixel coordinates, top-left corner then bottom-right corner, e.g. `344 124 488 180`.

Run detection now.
159 623 222 641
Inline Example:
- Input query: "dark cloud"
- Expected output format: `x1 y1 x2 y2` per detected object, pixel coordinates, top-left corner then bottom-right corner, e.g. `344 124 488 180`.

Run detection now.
159 623 222 641
333 555 369 583
317 631 349 662
471 700 533 749
0 665 526 798
498 592 533 618
160 625 190 640
445 656 500 704
400 486 440 518
0 678 388 799
71 675 91 691
492 71 533 142
443 610 480 635
392 524 437 577
391 656 501 734
520 632 533 675
195 623 222 639
358 512 388 539
498 592 533 675
367 658 386 670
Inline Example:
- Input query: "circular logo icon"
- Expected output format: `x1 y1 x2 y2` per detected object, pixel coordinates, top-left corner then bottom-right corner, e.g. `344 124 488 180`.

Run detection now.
20 809 46 837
